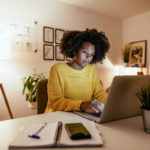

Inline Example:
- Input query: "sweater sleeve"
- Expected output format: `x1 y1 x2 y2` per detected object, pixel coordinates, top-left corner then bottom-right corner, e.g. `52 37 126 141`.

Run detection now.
45 66 83 113
92 69 107 104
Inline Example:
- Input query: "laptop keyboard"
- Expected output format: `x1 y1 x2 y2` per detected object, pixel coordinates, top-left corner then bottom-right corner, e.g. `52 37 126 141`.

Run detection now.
74 111 101 122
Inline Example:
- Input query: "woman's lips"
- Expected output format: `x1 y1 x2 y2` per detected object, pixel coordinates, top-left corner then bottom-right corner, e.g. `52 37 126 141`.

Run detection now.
83 61 89 65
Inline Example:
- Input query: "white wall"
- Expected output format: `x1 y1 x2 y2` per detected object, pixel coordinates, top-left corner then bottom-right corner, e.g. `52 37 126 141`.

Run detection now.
0 0 122 120
123 10 150 66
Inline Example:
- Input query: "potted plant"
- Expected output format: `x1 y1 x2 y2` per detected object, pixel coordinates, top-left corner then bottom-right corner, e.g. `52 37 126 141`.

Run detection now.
136 84 150 133
122 44 130 67
22 71 45 109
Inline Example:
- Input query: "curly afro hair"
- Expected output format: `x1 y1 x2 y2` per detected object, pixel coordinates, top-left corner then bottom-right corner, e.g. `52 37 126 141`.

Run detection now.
60 28 110 64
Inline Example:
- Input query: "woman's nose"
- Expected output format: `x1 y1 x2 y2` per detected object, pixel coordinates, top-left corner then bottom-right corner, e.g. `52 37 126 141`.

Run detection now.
86 53 92 59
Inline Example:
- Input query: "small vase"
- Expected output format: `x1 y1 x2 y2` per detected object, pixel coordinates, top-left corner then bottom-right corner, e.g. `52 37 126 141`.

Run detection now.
141 108 150 133
124 63 128 67
28 102 37 109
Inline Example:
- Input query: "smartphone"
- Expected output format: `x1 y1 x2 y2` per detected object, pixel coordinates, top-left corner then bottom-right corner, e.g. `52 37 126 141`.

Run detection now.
65 123 91 140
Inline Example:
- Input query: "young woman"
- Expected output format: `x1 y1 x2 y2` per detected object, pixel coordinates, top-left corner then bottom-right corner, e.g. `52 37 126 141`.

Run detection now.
45 29 110 114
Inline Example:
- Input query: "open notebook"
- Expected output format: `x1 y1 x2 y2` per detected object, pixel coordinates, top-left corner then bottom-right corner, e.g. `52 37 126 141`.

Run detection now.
9 121 103 149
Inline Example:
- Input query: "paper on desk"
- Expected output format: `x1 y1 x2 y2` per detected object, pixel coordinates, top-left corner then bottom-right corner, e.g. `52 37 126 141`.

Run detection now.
57 121 103 147
9 122 59 148
9 121 103 148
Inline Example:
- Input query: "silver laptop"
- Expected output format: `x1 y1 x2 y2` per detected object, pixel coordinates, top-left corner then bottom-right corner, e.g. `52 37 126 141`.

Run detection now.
74 75 150 123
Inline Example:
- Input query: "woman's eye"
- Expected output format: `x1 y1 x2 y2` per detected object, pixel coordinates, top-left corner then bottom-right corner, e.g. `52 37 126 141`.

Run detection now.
82 50 95 57
83 50 87 53
83 51 88 55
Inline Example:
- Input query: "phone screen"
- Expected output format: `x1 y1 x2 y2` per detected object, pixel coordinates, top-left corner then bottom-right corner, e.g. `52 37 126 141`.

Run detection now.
65 123 91 140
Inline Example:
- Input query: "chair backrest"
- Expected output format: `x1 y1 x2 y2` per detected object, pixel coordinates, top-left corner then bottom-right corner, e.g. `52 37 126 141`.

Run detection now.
36 79 48 114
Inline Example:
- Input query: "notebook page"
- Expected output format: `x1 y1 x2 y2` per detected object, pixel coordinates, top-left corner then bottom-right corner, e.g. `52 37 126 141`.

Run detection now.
9 122 59 148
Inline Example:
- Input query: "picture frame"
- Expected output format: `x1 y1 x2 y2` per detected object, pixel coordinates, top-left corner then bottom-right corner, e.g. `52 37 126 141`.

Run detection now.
129 40 147 67
43 26 54 43
55 45 65 61
55 28 65 44
43 44 54 60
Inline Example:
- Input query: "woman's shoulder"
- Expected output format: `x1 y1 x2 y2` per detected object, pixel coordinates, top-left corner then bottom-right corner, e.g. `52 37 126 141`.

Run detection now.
51 62 66 71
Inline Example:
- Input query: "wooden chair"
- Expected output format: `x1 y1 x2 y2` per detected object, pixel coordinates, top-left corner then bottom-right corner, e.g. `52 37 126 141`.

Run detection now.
0 83 13 119
36 79 48 114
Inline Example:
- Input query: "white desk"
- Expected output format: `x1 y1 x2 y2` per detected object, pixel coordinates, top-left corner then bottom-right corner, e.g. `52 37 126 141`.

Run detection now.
0 111 150 150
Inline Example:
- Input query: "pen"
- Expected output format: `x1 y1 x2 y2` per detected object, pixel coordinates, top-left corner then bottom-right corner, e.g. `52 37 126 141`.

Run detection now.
28 122 47 139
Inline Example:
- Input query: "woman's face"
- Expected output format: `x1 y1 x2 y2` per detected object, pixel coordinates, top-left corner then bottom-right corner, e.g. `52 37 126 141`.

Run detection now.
72 42 95 70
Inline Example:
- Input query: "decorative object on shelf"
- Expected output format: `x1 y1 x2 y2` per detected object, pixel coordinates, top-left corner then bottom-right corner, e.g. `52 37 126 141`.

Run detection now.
136 84 150 133
43 26 54 43
129 40 147 67
122 44 130 67
43 44 54 60
55 45 65 61
137 66 144 75
55 28 65 44
22 69 45 109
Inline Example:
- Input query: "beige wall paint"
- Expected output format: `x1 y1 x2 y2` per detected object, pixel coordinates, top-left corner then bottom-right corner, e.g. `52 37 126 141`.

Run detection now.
0 0 122 120
123 10 150 66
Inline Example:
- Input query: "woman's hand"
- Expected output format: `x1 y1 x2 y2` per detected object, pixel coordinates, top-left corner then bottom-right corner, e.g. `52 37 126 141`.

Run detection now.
80 101 94 113
80 100 103 114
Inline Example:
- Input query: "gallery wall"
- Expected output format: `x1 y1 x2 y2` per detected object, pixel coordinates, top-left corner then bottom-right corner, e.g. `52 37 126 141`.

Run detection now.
0 0 122 120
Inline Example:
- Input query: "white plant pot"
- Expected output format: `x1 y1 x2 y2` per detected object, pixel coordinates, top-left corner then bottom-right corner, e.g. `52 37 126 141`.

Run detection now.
124 63 128 67
141 108 150 133
28 102 37 109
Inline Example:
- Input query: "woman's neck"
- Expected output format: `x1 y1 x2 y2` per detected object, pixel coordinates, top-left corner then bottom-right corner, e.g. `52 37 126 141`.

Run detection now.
67 61 83 70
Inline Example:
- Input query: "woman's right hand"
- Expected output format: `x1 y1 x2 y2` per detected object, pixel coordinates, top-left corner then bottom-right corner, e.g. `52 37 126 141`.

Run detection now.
80 101 101 114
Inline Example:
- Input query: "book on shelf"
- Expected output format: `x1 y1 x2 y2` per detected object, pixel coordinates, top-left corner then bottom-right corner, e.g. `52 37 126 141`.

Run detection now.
9 121 103 148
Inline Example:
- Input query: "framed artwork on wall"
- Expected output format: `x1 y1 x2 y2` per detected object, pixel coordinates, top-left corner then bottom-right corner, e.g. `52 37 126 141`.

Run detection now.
43 44 54 60
129 40 147 67
43 26 54 43
55 28 65 44
55 45 65 61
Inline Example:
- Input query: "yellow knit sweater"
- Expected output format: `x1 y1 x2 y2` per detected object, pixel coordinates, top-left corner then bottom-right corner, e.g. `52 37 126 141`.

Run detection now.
45 63 107 113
